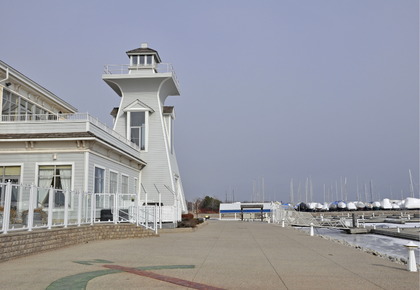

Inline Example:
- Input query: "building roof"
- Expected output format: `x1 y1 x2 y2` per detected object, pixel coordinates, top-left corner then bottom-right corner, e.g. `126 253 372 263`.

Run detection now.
0 132 94 139
126 46 162 63
110 107 119 116
0 60 78 113
163 106 174 114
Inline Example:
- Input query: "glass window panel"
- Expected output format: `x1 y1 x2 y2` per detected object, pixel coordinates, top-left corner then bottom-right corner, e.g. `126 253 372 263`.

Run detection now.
4 166 21 175
110 172 118 193
2 99 10 115
140 55 145 65
146 55 152 65
27 103 33 114
2 89 10 101
132 55 138 65
0 167 3 175
122 175 128 193
131 128 139 146
19 99 27 114
10 94 18 114
130 112 145 126
94 167 104 193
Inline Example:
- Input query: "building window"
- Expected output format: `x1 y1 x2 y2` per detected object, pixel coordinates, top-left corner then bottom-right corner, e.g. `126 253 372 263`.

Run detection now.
122 175 129 194
110 171 118 193
2 88 49 120
130 112 146 150
38 165 71 207
0 166 21 209
94 167 105 208
131 55 153 66
134 178 138 195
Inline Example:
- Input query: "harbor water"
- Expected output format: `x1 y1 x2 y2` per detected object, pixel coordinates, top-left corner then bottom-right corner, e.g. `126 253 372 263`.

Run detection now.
300 223 420 262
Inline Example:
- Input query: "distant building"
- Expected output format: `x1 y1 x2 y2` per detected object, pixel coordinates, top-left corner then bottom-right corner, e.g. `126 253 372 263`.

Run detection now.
0 43 186 224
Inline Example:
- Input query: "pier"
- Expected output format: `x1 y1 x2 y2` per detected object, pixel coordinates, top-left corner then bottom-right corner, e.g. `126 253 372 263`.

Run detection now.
0 220 418 289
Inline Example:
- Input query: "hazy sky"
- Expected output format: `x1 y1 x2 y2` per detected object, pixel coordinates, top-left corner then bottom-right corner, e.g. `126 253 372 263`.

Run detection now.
2 1 419 203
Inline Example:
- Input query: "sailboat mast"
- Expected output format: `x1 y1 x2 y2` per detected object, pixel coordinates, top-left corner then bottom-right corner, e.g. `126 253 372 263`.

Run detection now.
409 169 415 198
297 180 301 204
310 175 313 203
344 177 347 202
290 178 294 204
356 175 359 202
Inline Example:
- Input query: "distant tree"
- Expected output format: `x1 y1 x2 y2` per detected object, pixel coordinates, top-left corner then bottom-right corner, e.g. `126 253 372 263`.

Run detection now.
200 196 221 212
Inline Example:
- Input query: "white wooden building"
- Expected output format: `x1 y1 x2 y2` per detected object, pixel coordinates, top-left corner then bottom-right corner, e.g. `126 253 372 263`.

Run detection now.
0 43 186 226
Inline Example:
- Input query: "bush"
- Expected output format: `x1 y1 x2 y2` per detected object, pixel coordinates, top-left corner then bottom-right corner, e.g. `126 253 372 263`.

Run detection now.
182 213 194 219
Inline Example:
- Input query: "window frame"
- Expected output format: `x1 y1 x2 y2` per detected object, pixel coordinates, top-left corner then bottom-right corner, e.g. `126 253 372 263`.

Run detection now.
34 162 74 211
109 170 119 194
0 163 23 211
126 109 149 152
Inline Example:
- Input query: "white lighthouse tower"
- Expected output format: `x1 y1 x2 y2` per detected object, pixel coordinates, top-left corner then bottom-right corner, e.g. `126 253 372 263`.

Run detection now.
102 43 186 219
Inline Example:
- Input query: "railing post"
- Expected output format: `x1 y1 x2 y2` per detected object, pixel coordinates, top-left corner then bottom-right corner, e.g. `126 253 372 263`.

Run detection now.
47 187 54 229
155 206 158 234
145 193 148 227
113 193 118 224
2 181 13 234
159 193 162 229
64 189 69 228
135 194 139 227
90 194 95 225
27 183 35 231
78 191 82 226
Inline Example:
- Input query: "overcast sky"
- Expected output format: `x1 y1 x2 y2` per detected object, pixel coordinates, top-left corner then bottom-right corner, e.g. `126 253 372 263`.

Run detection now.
2 1 419 203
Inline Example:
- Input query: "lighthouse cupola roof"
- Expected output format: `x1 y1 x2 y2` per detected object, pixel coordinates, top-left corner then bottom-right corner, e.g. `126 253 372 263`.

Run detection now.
126 43 162 64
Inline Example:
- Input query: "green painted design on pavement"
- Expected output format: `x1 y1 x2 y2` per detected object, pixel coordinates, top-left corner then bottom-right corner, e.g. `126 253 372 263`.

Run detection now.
73 259 114 265
45 265 195 290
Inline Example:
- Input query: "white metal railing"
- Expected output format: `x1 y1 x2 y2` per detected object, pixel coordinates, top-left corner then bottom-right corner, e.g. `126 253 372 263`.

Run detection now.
0 112 140 151
103 63 180 93
0 182 164 235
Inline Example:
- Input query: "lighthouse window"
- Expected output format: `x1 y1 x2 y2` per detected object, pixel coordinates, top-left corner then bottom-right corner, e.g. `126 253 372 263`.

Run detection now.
131 55 153 66
130 111 146 150
132 55 138 65
146 55 152 65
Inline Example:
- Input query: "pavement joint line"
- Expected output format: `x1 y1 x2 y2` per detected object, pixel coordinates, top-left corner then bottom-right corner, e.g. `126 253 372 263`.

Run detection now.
247 223 289 290
191 221 226 283
104 264 226 290
286 227 388 290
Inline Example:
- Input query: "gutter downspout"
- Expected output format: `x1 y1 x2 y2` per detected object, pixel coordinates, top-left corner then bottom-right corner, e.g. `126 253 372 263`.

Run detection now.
0 67 9 83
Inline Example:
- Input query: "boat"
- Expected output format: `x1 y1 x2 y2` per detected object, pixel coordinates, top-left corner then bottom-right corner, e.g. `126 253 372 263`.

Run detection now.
403 197 420 209
321 203 329 211
372 201 380 210
355 201 365 210
307 202 317 211
329 202 338 211
346 202 357 211
380 198 392 210
391 203 400 210
315 203 323 211
337 201 347 211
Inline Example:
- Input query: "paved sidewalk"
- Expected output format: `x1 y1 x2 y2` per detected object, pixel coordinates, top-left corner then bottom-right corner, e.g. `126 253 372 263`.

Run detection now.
0 220 418 289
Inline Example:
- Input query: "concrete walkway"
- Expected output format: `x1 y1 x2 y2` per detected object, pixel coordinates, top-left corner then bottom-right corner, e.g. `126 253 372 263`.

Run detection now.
0 220 418 289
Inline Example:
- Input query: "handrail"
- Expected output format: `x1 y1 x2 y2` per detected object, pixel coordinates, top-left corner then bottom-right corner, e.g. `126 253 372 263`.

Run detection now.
103 63 180 93
0 112 140 151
